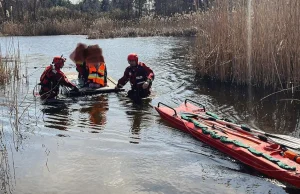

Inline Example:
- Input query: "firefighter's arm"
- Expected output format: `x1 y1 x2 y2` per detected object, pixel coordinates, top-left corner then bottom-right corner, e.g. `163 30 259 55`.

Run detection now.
116 68 130 89
142 64 154 82
141 64 154 89
59 72 79 91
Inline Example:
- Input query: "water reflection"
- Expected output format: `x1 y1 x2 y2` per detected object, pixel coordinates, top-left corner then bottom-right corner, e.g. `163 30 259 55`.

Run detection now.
121 98 153 144
79 95 108 130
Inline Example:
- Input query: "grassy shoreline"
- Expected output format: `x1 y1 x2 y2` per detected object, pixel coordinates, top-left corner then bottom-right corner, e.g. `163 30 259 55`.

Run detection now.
0 14 199 38
87 15 199 39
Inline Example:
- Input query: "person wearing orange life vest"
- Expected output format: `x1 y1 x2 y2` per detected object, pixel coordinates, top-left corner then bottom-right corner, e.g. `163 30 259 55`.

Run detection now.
80 45 107 88
115 53 154 99
86 55 107 88
39 56 79 99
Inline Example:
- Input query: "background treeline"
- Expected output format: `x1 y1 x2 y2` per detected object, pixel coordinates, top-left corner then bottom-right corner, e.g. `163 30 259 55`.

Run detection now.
0 0 213 36
0 0 213 22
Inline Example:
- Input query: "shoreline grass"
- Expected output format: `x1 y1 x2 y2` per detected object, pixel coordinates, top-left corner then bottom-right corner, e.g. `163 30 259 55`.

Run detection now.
0 14 199 38
87 15 199 39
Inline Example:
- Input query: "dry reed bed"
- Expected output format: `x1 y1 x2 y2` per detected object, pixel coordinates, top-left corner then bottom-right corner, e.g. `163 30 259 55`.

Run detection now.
192 0 300 89
0 56 21 85
1 14 199 37
1 19 86 36
87 15 199 39
0 49 22 194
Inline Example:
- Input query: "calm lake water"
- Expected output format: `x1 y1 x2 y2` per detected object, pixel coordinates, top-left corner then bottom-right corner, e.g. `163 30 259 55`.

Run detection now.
0 35 299 194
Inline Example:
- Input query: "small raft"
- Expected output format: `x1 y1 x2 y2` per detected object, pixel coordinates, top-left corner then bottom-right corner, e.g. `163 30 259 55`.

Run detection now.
63 72 124 97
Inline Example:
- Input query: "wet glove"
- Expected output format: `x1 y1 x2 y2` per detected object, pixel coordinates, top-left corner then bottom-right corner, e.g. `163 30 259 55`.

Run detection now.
115 84 122 90
142 79 152 89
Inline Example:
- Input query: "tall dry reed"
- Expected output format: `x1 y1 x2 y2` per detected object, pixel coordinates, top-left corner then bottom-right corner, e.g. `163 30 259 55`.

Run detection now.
0 45 21 85
192 0 300 89
0 57 11 84
0 41 22 194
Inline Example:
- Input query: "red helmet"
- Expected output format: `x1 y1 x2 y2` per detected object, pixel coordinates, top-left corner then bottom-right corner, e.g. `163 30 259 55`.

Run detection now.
52 56 66 68
127 53 138 63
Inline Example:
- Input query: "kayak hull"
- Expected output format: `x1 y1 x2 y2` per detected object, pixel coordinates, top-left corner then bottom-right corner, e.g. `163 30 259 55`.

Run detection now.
155 100 300 188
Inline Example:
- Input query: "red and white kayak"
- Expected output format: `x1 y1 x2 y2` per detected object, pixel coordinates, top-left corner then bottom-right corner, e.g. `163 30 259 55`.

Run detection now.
155 99 300 188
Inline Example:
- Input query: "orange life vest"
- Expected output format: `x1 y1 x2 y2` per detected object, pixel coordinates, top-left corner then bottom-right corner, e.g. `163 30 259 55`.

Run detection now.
87 62 106 86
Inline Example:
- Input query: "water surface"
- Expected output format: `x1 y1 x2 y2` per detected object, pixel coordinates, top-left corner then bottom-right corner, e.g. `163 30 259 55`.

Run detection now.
0 35 299 194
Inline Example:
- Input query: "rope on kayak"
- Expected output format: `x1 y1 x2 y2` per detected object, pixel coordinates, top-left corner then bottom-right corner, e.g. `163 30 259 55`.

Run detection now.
181 114 297 171
181 118 291 174
206 111 236 123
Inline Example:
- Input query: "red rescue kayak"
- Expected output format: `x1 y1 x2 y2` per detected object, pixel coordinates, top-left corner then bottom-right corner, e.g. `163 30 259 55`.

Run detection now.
155 99 300 188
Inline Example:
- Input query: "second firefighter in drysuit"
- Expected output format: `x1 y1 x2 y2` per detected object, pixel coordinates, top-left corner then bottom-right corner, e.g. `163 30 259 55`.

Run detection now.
115 53 154 99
